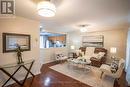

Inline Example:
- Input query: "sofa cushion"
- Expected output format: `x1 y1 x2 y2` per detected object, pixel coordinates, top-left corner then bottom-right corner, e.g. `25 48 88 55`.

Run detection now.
84 55 92 60
92 54 99 58
85 47 95 56
75 50 84 57
98 52 105 59
90 52 105 60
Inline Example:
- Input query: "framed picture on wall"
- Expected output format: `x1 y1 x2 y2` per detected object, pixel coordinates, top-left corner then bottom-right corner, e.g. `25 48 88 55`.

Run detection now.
82 35 104 47
2 33 31 53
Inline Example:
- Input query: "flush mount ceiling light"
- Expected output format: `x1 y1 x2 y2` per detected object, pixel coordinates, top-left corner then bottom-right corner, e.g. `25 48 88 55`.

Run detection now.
79 25 88 32
37 0 56 17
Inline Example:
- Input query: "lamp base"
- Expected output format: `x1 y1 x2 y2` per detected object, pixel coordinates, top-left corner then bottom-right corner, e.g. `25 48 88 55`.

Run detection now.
111 56 116 60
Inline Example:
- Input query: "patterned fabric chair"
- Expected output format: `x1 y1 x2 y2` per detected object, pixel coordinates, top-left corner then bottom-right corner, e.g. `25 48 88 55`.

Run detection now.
100 59 125 80
55 53 68 63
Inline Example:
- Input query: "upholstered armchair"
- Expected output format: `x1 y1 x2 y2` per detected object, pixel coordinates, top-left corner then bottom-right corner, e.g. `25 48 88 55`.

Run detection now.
100 59 125 80
55 53 68 63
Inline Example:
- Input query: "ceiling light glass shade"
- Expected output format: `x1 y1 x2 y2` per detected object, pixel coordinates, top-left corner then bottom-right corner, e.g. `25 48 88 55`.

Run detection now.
80 27 87 32
37 1 56 17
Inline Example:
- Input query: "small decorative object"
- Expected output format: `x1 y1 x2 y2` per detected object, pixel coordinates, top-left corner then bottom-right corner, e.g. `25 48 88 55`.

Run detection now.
15 44 24 64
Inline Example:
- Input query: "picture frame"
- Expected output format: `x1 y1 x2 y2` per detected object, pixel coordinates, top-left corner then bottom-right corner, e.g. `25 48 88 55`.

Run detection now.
82 35 104 47
2 33 31 53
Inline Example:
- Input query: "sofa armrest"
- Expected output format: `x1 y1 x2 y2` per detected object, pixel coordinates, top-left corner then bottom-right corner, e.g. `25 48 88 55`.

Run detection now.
90 57 100 61
101 56 107 63
90 56 106 67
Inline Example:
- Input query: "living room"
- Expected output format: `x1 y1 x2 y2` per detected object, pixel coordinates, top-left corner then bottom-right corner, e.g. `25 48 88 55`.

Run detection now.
0 0 130 87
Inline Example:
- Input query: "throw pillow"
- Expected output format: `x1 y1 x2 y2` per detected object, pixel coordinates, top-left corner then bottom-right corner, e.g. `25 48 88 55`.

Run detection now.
91 52 105 60
110 62 118 73
92 53 99 59
85 47 95 56
98 52 105 59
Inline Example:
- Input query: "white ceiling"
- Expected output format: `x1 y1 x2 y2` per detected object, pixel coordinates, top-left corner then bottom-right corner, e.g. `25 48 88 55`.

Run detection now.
15 0 130 33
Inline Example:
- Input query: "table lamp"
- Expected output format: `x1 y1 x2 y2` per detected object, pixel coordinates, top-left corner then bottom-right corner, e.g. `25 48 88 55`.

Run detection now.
70 45 75 50
110 47 117 60
69 45 76 58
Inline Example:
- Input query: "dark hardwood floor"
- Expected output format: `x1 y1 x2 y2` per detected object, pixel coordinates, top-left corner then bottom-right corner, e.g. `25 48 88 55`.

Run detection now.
7 61 127 87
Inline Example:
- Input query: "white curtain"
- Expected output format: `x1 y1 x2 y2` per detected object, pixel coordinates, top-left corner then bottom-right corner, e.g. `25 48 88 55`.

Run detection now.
126 29 130 85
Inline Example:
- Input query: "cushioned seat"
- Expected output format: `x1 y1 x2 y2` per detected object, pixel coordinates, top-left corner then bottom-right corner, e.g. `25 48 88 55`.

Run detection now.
100 59 125 79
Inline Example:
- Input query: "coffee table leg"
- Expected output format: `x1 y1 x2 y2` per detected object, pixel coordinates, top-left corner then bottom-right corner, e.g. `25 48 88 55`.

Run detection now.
100 71 104 79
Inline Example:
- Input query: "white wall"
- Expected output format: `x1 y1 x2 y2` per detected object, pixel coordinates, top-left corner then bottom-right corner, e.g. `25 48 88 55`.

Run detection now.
0 16 41 85
40 47 68 64
68 29 127 62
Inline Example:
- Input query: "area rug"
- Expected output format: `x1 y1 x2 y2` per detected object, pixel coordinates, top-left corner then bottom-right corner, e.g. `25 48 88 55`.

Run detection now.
50 62 115 87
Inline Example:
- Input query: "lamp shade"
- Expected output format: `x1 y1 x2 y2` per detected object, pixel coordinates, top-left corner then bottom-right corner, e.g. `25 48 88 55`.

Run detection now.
37 1 56 17
110 47 117 54
70 45 75 50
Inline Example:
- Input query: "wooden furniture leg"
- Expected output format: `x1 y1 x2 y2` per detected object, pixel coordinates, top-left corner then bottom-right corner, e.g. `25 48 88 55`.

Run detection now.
0 68 23 87
100 71 104 79
21 61 34 86
0 60 35 87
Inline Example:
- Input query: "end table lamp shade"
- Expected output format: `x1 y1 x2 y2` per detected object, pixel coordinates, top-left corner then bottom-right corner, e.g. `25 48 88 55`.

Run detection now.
110 47 117 60
110 47 117 54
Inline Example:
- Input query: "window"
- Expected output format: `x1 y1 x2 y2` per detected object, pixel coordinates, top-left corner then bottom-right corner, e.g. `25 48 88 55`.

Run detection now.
40 32 66 48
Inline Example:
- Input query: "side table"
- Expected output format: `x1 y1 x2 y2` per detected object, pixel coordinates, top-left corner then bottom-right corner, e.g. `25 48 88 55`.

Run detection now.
0 59 35 87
